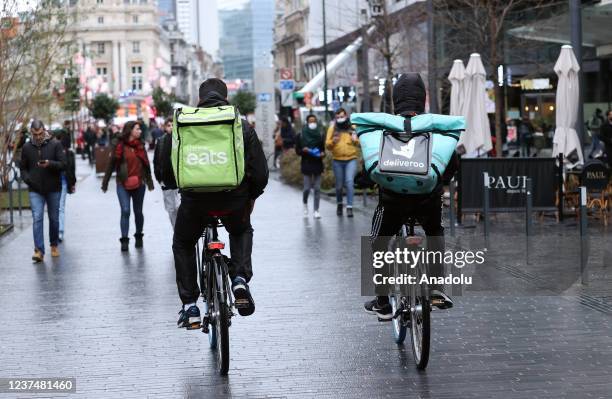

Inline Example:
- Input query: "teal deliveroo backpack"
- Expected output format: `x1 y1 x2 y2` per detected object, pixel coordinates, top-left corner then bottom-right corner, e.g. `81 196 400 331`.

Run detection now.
171 105 245 192
350 113 465 195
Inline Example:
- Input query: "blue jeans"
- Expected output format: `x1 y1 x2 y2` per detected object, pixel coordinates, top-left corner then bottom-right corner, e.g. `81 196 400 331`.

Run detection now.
59 175 68 234
116 184 146 238
332 159 357 207
29 191 61 254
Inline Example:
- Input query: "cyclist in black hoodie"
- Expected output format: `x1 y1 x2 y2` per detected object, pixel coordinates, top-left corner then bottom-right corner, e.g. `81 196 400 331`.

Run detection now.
364 73 458 320
161 78 269 329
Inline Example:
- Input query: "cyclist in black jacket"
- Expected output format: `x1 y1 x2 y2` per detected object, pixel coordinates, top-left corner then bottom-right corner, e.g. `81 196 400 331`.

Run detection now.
161 78 269 329
364 73 458 320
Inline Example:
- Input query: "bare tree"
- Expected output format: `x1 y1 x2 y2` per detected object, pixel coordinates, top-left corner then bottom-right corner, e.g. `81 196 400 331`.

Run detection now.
433 0 564 156
364 2 427 112
0 0 75 191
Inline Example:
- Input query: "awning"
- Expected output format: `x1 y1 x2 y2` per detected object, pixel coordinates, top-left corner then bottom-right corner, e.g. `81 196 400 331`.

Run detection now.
298 25 375 94
508 2 612 56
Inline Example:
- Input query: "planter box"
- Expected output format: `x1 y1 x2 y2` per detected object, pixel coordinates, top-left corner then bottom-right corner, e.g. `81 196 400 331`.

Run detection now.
0 189 31 209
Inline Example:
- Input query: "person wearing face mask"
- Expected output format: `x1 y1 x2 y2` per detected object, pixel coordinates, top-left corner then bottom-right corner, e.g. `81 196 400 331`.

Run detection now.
295 114 325 218
325 108 359 217
599 110 612 168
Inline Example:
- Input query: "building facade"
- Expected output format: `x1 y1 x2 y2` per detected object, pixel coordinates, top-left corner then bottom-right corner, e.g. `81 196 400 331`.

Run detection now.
219 4 254 80
68 0 172 100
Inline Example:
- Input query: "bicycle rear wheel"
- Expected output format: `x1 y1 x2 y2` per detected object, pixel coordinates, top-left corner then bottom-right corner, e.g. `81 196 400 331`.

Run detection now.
410 264 430 370
211 257 230 375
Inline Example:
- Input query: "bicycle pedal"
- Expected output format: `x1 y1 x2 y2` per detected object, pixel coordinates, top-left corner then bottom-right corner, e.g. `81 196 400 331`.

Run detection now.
234 299 250 308
186 322 201 330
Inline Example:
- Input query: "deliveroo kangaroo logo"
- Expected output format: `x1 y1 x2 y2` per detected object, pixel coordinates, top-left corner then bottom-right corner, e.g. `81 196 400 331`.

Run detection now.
392 139 416 159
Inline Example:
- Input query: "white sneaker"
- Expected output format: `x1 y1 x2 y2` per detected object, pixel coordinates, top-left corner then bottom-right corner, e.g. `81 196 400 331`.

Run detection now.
313 210 321 219
303 206 309 217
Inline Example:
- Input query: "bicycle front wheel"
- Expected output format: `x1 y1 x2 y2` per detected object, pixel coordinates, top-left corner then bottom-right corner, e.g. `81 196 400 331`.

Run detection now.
410 268 430 370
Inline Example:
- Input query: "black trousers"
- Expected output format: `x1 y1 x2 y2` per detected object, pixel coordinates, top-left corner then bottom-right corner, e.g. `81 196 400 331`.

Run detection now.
370 193 446 297
173 195 253 305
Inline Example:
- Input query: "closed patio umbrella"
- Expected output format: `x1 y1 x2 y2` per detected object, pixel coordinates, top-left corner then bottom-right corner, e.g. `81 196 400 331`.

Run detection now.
459 53 492 157
448 59 466 116
552 45 583 168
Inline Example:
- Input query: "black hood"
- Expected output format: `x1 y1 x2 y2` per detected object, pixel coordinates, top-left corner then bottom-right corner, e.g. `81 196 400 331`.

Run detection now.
392 73 426 116
197 90 229 108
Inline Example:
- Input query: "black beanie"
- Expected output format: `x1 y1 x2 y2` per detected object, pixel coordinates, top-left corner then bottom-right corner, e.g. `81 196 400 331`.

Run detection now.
199 78 228 101
392 73 426 116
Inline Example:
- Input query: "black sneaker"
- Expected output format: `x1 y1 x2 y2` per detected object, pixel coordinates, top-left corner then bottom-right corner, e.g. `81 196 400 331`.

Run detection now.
364 298 393 321
346 207 353 218
232 276 255 316
177 305 201 329
336 204 343 216
430 290 453 309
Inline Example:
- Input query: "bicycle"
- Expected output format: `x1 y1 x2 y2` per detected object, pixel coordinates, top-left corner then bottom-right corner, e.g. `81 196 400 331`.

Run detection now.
196 219 233 375
388 217 431 370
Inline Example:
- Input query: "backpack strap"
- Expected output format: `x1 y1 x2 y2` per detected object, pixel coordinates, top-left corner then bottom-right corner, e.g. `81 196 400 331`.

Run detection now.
366 161 379 177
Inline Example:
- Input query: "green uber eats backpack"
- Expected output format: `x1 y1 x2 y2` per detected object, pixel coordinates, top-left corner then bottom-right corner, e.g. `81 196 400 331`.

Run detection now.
171 105 245 192
351 112 465 195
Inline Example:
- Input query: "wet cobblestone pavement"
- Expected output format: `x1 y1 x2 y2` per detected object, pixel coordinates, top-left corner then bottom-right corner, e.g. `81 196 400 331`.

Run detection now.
1 161 611 398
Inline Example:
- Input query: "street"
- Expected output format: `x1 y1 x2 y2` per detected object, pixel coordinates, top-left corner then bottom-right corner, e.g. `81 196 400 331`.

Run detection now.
0 160 611 398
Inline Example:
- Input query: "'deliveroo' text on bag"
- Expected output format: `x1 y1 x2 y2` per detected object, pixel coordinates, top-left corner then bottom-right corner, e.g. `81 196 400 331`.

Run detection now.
171 105 245 192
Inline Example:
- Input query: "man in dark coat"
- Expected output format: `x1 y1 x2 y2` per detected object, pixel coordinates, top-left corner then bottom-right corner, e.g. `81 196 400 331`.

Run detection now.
20 120 66 262
364 73 458 320
163 78 269 329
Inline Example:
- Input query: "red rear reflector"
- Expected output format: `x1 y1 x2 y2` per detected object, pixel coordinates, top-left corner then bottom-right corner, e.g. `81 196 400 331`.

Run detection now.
406 236 424 246
207 242 225 250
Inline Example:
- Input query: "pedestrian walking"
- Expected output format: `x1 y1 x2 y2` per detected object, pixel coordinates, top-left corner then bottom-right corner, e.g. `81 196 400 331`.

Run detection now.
153 117 180 228
149 120 163 150
19 120 66 262
588 108 605 158
54 129 77 242
84 123 96 164
273 120 283 169
599 110 612 169
518 116 534 157
326 108 359 217
296 114 325 219
279 117 296 151
101 121 154 251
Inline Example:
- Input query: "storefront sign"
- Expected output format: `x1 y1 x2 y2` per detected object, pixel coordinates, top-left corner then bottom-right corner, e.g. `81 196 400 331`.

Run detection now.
459 158 559 213
520 78 552 91
581 160 610 190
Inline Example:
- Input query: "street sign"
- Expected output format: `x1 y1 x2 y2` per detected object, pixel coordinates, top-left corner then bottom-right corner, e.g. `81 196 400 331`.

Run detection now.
279 80 295 91
257 93 272 102
254 68 276 166
280 68 293 80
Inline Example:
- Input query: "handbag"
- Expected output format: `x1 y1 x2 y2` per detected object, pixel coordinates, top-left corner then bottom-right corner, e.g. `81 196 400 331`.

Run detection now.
123 175 141 190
